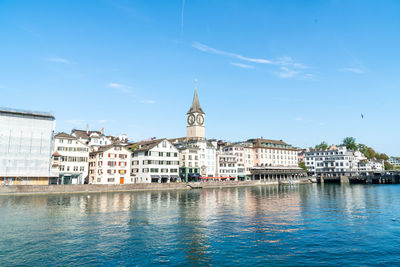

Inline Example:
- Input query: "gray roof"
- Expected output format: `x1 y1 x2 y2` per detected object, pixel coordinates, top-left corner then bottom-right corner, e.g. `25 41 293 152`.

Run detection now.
187 89 205 114
0 107 55 119
54 132 76 139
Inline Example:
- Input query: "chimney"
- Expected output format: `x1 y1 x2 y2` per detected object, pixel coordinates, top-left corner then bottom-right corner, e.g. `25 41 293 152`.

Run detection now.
86 124 89 134
101 128 104 135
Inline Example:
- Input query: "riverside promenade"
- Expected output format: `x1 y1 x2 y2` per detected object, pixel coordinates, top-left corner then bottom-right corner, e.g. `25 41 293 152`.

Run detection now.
0 179 311 195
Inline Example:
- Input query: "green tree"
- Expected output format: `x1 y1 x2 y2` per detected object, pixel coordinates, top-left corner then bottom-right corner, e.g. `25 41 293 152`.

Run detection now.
376 153 389 161
298 161 308 172
315 141 329 150
342 137 358 151
358 144 367 153
384 161 394 170
363 147 376 159
129 143 139 152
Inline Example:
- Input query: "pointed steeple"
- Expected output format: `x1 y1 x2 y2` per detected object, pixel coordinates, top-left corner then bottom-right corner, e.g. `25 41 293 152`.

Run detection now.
187 88 205 114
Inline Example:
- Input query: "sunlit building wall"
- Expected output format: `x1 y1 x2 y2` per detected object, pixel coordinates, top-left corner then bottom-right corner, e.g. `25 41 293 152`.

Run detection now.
0 107 56 185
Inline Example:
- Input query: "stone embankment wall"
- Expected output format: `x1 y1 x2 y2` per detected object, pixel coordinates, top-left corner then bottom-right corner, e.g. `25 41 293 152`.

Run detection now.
0 179 310 195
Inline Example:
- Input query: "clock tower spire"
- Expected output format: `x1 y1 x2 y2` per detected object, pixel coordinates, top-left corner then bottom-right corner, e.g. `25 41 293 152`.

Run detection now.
187 84 205 140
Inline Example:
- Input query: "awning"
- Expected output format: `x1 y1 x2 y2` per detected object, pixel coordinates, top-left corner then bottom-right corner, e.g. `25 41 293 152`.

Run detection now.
170 175 179 179
161 175 169 178
188 173 200 177
151 175 160 179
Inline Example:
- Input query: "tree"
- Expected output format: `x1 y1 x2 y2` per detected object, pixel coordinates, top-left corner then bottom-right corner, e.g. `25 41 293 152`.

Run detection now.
376 153 389 161
363 147 376 159
129 144 139 152
315 141 329 150
298 161 308 172
342 137 358 151
384 161 394 170
358 143 367 151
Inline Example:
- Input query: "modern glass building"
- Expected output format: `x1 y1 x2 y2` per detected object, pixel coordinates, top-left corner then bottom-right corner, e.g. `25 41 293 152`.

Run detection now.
0 107 56 185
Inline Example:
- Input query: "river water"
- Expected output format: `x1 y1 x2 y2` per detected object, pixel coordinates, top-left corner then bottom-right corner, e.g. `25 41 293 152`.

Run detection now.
1 184 400 266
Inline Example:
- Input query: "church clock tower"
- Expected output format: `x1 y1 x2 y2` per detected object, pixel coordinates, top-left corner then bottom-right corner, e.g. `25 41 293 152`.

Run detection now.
187 88 205 140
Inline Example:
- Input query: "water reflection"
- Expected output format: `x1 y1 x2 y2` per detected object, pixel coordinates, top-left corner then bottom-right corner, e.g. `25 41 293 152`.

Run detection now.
1 184 400 266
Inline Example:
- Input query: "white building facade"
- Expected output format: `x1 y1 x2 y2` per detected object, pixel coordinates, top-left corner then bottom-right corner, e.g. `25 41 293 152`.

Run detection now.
130 139 180 183
305 146 366 176
222 144 254 180
72 129 112 151
51 132 91 184
388 157 400 168
0 107 56 185
88 144 131 184
217 152 238 180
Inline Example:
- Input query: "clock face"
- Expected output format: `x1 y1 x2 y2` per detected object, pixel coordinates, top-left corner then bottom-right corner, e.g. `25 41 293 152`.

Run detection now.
196 114 204 125
187 114 195 125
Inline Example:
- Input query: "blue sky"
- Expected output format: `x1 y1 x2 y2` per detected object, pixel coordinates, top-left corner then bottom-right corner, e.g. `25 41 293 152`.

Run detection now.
1 0 399 155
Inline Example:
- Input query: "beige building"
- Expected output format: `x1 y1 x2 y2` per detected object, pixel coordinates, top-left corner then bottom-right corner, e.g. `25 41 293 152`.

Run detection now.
249 139 298 167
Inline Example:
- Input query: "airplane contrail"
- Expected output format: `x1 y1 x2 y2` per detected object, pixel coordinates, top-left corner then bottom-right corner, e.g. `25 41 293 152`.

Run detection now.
181 0 185 37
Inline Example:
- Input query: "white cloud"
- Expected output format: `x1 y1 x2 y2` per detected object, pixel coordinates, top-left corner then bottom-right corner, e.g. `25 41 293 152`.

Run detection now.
277 56 308 69
45 57 71 64
340 68 364 74
295 118 304 121
107 83 131 93
193 42 312 79
192 42 272 64
277 67 300 78
141 100 155 104
230 62 254 69
319 122 326 126
107 83 124 88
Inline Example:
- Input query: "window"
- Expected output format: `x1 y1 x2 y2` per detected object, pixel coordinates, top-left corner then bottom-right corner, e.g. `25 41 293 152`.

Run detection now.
108 178 115 183
167 152 171 157
159 152 163 157
174 153 178 157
